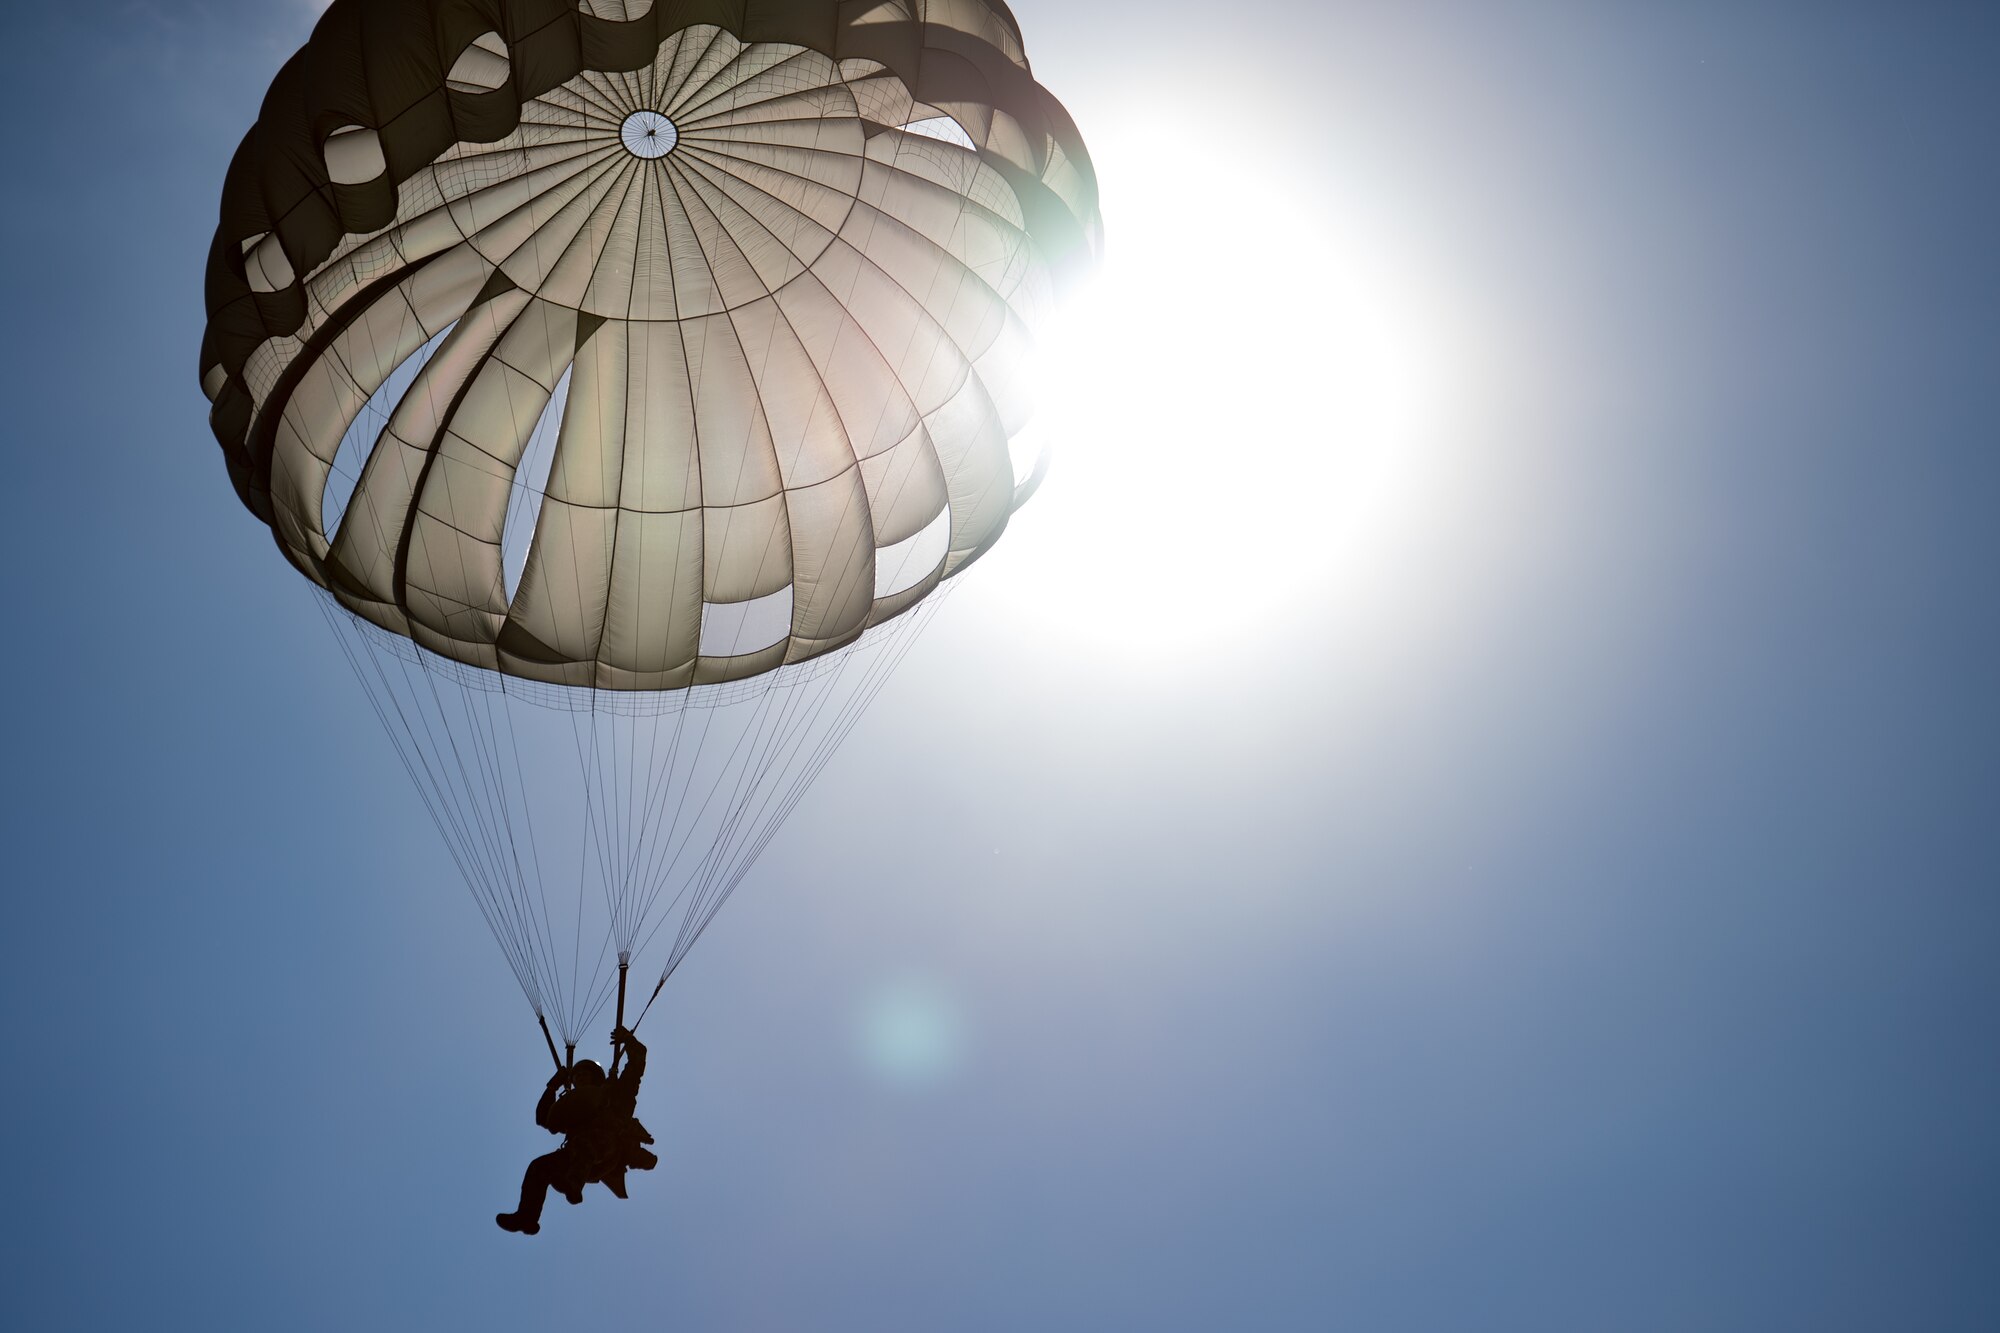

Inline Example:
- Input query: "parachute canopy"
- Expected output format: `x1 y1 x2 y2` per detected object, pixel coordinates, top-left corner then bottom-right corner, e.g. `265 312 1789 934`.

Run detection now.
200 1 1097 1047
201 0 1100 691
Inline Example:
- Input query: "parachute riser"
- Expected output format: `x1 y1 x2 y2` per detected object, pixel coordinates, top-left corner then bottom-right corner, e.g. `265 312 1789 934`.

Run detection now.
609 957 630 1076
537 1013 563 1078
631 972 669 1035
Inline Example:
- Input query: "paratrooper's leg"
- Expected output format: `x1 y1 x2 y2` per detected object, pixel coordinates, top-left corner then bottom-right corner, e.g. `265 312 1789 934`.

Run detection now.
497 1149 571 1234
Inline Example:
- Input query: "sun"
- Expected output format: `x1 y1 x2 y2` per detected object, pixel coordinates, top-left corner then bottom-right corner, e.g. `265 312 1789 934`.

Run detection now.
977 103 1481 672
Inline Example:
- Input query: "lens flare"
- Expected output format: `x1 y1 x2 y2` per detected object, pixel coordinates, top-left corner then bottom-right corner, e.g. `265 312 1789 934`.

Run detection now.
854 977 965 1090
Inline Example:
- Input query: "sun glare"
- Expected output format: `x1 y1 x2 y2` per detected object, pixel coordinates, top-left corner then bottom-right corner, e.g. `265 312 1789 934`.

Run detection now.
983 106 1480 671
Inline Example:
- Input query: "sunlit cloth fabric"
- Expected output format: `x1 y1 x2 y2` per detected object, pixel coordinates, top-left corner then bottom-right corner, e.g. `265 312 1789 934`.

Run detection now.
200 0 1099 690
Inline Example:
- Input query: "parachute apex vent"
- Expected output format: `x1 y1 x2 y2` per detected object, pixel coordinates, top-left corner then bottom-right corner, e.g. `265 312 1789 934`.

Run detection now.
619 110 676 158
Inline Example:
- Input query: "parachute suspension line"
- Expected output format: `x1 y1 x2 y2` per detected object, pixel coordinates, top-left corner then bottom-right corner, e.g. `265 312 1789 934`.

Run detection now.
664 672 829 950
620 675 644 938
557 654 794 1041
612 686 667 943
620 600 940 1016
616 699 696 947
717 598 948 920
452 669 560 1024
322 605 506 977
318 598 595 1042
593 691 654 1003
321 569 952 1047
470 671 577 1046
408 658 535 1002
403 659 562 1033
567 675 784 1037
491 681 560 1034
407 650 570 1038
626 677 804 973
621 679 789 946
677 595 947 970
619 678 691 946
563 693 662 1041
477 681 553 991
600 701 677 1014
640 590 953 990
316 598 556 1027
568 701 606 1043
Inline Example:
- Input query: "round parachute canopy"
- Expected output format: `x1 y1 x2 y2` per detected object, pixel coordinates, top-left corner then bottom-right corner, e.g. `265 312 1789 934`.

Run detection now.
200 0 1100 691
200 1 1097 1045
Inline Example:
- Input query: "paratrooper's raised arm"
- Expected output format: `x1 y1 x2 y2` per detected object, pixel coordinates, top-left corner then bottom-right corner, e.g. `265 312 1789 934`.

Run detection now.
534 1068 566 1132
613 1026 646 1083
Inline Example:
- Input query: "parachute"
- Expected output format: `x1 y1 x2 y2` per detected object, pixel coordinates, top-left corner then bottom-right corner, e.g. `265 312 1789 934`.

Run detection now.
198 0 1099 1059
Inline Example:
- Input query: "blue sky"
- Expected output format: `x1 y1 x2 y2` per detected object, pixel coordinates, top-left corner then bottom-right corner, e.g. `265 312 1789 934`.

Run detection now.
3 2 1996 1329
